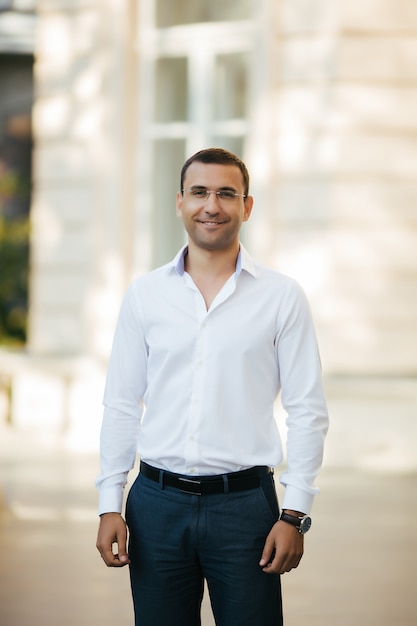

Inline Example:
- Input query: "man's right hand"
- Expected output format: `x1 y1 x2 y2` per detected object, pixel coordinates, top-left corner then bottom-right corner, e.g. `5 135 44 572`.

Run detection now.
96 512 130 567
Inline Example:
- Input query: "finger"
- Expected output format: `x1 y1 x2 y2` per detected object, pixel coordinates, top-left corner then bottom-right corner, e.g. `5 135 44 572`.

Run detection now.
114 529 130 565
111 544 130 566
276 553 297 574
99 544 130 567
261 550 285 574
259 533 275 569
264 548 303 575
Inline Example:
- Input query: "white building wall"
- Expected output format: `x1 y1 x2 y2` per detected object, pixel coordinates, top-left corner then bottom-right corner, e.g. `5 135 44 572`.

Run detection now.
253 0 417 469
30 0 137 359
252 0 417 376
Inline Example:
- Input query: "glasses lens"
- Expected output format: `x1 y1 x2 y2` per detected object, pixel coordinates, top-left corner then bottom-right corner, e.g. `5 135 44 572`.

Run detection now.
217 191 236 200
188 189 208 199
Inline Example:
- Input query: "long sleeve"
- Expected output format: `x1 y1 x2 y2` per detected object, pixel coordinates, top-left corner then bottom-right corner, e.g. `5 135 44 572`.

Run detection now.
95 285 148 514
276 282 329 513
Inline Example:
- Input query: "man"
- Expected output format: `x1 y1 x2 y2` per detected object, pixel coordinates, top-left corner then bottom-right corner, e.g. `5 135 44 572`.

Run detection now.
96 148 328 626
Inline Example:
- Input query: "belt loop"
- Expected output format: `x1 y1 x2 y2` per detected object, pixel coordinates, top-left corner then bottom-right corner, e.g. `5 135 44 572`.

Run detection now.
159 469 165 490
222 474 229 494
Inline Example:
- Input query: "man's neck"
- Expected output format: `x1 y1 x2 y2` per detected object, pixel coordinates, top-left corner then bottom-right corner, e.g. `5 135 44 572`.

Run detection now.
184 242 240 310
184 242 240 279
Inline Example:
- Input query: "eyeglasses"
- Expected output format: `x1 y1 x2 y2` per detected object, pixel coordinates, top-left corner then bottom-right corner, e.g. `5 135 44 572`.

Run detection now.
182 188 247 203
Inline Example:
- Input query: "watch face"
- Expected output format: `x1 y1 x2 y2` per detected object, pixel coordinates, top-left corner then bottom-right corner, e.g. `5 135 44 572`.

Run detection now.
300 516 312 534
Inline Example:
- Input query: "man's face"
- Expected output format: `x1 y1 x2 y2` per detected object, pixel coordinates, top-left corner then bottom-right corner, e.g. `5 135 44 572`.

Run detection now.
176 161 253 253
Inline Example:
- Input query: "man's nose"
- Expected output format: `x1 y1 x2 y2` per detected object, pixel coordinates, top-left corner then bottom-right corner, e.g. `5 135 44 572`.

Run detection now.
204 191 221 209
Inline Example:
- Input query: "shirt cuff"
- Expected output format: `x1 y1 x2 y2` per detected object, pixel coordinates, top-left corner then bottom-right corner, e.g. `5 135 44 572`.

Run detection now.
281 484 316 515
98 486 124 516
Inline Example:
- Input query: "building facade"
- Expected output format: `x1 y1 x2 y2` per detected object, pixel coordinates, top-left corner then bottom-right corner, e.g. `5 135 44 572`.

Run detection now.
1 0 416 467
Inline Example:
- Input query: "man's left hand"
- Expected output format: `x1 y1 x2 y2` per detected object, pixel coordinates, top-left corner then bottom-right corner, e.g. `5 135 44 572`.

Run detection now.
259 520 304 574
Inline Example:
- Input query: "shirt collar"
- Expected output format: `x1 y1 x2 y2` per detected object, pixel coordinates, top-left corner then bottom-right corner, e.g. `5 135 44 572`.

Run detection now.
238 244 257 277
168 244 257 278
168 245 188 276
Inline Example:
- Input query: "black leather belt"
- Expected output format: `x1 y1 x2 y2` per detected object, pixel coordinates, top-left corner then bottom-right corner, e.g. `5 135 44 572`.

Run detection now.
140 461 271 496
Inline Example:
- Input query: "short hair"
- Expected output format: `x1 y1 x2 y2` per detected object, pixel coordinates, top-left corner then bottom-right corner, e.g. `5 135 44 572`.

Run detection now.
180 148 250 197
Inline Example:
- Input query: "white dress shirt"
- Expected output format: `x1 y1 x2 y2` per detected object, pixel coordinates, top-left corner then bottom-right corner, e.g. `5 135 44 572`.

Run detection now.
96 245 328 515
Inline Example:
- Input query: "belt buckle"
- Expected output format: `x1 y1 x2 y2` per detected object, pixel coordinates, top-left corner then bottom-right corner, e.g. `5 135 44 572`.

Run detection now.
178 477 202 495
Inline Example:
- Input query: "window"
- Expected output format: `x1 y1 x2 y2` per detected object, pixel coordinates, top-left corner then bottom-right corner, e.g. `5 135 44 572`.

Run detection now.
151 139 186 266
137 0 256 267
155 0 253 27
154 57 188 122
214 53 249 121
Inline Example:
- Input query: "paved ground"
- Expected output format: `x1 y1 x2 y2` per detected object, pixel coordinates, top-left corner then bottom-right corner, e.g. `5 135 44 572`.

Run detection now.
0 425 416 626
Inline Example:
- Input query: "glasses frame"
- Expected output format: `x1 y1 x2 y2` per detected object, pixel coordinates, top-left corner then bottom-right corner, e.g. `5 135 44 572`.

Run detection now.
182 188 247 202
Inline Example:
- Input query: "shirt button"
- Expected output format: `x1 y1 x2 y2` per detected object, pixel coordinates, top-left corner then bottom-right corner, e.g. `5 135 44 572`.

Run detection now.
189 468 196 474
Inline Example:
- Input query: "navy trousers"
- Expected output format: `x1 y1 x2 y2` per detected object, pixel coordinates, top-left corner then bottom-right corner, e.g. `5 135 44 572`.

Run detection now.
125 469 283 626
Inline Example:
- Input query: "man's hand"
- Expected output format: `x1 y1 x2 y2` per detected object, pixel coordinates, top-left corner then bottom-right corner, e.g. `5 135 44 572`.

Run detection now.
96 512 130 567
259 520 304 575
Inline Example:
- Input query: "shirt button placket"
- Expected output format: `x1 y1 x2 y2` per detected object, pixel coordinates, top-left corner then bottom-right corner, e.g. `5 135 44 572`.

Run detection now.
185 317 208 472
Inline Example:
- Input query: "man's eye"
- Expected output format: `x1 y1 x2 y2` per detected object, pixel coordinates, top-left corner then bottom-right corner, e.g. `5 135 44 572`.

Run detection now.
218 191 235 200
191 189 207 197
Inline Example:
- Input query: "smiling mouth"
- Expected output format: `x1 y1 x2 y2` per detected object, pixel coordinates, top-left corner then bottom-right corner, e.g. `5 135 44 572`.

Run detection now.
197 220 227 225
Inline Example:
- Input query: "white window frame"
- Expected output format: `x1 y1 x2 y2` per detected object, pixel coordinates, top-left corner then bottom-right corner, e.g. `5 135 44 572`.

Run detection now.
134 0 261 269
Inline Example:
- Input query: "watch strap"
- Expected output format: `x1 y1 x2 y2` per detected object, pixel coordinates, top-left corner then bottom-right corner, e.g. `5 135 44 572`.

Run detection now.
279 512 302 528
279 512 312 534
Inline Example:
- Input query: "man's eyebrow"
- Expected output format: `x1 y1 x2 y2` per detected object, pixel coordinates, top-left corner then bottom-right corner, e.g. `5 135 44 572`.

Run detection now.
189 185 238 191
188 184 239 192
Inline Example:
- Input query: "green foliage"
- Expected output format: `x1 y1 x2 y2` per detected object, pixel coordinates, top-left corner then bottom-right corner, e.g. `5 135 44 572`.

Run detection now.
0 166 30 200
0 215 29 345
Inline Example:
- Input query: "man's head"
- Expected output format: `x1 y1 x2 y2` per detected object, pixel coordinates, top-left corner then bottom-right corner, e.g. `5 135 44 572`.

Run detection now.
180 148 250 198
176 148 253 255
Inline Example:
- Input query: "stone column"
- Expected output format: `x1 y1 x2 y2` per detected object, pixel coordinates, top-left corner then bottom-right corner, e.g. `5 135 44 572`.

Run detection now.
30 0 137 360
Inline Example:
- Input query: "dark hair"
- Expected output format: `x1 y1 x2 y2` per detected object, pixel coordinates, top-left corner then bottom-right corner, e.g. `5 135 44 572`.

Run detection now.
180 148 250 197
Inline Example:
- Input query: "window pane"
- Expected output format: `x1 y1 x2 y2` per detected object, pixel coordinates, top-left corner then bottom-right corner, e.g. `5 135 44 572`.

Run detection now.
156 0 253 28
151 139 186 267
214 53 249 120
154 57 188 122
212 136 244 159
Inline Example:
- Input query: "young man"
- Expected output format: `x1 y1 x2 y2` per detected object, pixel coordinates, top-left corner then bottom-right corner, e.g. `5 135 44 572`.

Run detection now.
96 148 328 626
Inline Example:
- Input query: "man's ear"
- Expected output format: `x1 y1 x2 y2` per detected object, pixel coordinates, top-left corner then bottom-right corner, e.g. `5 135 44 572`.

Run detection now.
243 195 254 222
176 191 183 218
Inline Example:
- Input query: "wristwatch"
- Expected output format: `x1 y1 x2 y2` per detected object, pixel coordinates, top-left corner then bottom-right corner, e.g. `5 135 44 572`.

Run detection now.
279 511 312 534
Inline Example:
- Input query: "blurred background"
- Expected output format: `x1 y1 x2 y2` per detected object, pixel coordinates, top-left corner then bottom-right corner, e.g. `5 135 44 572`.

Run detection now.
0 1 416 625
